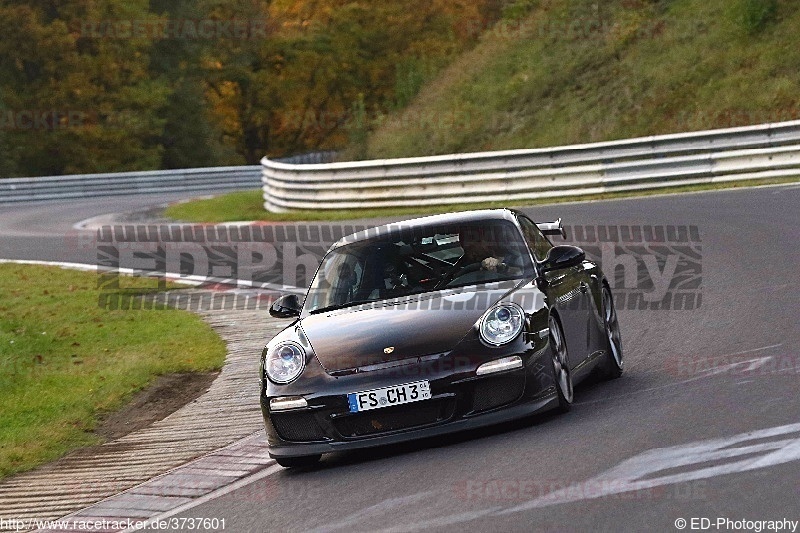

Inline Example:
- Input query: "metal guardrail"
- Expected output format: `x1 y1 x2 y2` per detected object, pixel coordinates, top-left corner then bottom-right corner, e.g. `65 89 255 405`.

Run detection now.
261 120 800 212
277 151 339 165
0 151 339 204
0 166 262 204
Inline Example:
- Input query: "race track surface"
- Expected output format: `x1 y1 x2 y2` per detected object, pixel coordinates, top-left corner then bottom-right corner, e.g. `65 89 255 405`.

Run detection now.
2 185 799 532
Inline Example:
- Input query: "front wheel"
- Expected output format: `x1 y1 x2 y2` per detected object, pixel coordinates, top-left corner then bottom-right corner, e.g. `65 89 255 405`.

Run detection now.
601 287 624 379
549 315 573 412
274 454 321 468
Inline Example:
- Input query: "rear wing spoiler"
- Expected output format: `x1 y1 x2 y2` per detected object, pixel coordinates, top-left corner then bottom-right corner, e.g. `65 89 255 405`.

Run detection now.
536 218 566 239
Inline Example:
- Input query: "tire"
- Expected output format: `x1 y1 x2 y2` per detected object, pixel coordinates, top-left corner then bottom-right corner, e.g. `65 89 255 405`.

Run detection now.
601 286 624 379
274 454 321 468
548 314 573 413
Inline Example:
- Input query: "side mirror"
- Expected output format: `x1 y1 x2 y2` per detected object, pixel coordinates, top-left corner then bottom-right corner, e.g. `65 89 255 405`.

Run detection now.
269 294 302 318
540 245 586 273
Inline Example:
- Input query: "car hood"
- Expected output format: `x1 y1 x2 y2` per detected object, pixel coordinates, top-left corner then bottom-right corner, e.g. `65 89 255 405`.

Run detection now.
300 286 515 373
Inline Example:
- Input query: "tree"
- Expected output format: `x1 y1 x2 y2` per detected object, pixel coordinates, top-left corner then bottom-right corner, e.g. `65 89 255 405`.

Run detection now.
0 0 168 176
0 0 504 175
148 0 242 168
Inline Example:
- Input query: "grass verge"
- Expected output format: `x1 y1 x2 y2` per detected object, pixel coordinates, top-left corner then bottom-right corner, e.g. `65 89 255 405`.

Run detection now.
163 176 800 223
0 264 226 479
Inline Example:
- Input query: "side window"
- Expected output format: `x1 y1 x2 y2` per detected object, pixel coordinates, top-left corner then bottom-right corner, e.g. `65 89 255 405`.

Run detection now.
325 253 364 305
518 216 553 263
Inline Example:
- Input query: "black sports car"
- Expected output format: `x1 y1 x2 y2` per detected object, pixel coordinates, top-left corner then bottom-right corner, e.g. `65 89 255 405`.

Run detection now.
261 209 623 467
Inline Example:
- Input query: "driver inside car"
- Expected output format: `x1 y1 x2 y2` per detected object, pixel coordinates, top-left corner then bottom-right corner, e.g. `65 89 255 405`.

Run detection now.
456 226 524 277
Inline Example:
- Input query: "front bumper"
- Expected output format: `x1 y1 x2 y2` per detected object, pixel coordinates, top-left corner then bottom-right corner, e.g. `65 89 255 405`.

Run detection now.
262 347 558 459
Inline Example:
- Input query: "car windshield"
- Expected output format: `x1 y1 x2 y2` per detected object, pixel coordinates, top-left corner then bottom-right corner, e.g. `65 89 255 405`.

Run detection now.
304 220 534 314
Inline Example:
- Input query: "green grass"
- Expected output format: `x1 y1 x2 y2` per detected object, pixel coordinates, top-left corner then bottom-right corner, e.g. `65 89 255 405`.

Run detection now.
164 176 800 223
0 264 226 479
360 0 800 159
167 191 275 222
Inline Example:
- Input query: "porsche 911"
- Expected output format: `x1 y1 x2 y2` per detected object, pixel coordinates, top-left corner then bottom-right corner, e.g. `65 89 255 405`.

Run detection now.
260 209 623 467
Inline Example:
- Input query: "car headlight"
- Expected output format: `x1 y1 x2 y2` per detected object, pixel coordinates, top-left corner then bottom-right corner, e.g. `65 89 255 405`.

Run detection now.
264 341 306 384
479 303 525 346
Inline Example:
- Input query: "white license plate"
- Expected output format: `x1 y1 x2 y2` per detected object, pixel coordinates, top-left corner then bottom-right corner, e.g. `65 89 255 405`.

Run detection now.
347 380 431 413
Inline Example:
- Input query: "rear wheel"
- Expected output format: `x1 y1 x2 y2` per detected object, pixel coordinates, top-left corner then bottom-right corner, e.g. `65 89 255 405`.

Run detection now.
549 315 573 412
274 454 321 468
601 287 624 379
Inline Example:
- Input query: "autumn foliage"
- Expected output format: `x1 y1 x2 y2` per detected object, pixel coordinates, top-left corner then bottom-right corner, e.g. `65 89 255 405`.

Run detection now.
0 0 503 177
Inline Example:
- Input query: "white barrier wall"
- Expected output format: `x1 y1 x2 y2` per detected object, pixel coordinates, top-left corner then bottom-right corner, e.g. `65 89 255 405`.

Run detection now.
0 166 261 203
261 120 800 212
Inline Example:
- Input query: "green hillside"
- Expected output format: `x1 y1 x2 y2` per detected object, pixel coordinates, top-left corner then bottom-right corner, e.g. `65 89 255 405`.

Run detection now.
359 0 800 159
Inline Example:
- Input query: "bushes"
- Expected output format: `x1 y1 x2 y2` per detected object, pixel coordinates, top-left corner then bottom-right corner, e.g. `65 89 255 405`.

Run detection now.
732 0 778 34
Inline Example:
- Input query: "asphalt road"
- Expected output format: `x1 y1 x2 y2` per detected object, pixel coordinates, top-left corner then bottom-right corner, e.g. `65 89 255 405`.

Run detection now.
2 184 800 532
0 193 199 263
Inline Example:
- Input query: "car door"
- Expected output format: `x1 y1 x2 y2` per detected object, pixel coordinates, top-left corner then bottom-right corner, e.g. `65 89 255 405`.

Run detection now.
517 215 591 369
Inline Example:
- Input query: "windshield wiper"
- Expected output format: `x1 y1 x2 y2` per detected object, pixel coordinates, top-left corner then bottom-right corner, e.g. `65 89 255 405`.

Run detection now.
308 299 378 315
